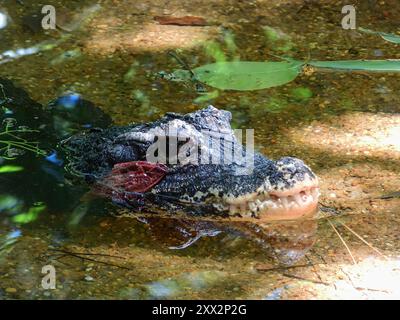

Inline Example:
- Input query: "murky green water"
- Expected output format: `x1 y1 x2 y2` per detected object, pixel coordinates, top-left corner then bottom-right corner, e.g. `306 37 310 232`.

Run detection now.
1 0 399 299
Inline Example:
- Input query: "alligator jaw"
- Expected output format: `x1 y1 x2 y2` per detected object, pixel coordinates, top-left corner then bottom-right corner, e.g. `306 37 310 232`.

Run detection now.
226 177 320 221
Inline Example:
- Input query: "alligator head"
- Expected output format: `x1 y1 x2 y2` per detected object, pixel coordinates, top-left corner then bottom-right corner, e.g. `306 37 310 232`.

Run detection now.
62 106 319 221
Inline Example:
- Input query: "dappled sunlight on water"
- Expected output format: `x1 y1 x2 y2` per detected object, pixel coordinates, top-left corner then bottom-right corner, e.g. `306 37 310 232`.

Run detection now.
287 112 400 156
86 21 215 54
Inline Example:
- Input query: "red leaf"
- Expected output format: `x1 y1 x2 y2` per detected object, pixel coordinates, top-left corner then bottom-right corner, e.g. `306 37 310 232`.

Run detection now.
154 16 208 26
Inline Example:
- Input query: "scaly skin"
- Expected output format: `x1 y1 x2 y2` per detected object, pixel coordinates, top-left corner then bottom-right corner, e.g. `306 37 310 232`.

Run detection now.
62 106 319 221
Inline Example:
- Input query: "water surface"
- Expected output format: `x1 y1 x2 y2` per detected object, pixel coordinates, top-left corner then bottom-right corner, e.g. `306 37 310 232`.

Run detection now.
0 0 399 299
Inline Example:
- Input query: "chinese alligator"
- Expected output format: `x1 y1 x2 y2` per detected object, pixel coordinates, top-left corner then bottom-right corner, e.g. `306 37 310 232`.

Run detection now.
62 106 320 221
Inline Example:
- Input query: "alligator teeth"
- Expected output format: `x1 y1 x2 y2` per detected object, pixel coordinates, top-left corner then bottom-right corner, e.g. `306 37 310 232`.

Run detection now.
269 202 278 210
227 186 319 217
281 197 289 208
294 194 302 206
248 202 257 212
260 201 268 210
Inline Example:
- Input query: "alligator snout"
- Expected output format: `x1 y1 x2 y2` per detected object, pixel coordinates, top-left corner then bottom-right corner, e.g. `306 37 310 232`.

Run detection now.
224 157 319 221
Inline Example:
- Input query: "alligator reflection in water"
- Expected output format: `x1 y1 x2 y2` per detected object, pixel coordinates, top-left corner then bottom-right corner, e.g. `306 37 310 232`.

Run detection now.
139 216 317 265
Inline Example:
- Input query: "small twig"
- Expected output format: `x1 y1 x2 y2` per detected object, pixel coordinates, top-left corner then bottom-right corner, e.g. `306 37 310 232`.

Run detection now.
256 263 320 273
328 219 357 265
49 248 127 260
344 274 391 296
50 254 74 267
46 248 131 270
305 254 325 285
281 273 331 286
309 247 327 265
379 191 400 200
339 267 368 299
337 220 389 261
167 51 206 92
168 51 195 77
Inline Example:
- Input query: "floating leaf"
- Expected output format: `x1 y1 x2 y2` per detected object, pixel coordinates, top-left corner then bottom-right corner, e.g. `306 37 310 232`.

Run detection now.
192 61 303 91
359 27 400 44
0 165 23 173
309 60 400 72
12 204 46 224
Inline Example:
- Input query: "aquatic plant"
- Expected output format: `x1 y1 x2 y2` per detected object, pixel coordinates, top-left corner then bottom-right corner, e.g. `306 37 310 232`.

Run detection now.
0 165 23 173
0 118 47 160
12 203 46 224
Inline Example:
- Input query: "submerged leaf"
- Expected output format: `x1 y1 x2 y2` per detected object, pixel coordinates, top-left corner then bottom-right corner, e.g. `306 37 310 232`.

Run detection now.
203 41 226 62
0 195 20 213
263 26 281 42
359 27 400 44
290 87 313 101
309 60 400 72
12 204 46 224
265 97 288 113
0 165 24 173
263 26 293 52
193 61 303 91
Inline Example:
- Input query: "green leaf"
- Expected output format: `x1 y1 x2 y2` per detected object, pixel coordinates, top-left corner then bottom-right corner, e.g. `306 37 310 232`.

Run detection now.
359 27 400 44
192 61 303 91
308 60 400 72
0 165 24 173
12 205 46 224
